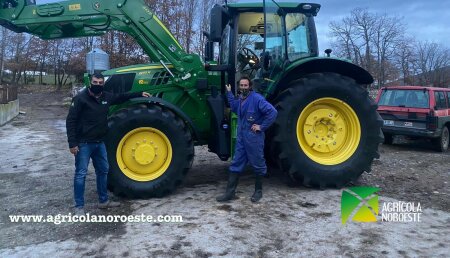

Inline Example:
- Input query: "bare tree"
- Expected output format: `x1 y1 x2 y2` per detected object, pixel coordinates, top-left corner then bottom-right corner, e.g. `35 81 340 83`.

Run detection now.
191 0 222 57
99 31 147 68
0 27 8 83
371 14 405 87
329 8 377 73
394 38 415 85
0 0 225 86
414 42 450 87
49 39 81 90
352 8 377 73
5 33 34 85
329 17 362 65
182 0 197 53
329 8 405 87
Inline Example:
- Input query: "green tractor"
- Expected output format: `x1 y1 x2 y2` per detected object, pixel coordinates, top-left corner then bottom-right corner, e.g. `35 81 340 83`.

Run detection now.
0 0 382 197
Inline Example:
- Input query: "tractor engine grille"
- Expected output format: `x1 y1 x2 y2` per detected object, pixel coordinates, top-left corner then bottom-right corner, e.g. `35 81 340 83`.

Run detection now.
150 72 171 86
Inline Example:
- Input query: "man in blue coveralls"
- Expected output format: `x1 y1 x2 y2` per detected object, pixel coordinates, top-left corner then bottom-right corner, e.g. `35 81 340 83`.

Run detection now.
217 76 277 203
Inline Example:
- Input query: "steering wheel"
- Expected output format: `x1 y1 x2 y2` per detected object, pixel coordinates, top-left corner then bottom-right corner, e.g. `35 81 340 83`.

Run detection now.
238 47 260 71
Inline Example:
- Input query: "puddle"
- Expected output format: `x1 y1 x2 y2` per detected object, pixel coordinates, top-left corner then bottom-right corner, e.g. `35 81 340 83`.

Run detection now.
52 120 66 133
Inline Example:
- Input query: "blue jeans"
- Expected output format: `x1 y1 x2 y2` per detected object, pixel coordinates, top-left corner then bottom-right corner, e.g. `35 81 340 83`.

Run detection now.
74 142 109 208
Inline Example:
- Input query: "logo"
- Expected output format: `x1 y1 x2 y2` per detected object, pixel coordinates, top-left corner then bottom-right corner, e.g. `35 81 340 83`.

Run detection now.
381 201 422 222
69 4 81 11
341 187 379 224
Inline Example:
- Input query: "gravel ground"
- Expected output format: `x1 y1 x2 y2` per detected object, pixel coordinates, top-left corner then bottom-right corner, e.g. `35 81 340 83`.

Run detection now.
0 90 448 257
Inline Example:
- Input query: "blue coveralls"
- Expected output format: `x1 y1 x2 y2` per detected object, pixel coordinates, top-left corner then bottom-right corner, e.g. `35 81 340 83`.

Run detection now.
227 91 278 175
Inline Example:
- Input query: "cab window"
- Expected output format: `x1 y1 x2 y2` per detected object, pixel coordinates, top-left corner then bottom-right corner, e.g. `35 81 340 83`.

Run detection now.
434 91 447 109
447 92 450 107
286 13 311 61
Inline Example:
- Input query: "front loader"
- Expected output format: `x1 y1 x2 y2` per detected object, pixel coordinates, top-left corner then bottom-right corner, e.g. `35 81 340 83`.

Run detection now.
0 0 383 197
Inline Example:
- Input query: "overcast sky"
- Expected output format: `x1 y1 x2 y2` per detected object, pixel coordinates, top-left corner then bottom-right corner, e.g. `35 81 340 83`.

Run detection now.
36 0 449 54
313 0 450 54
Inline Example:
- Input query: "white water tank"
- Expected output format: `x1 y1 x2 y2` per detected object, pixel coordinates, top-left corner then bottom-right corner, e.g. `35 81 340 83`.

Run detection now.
86 48 110 74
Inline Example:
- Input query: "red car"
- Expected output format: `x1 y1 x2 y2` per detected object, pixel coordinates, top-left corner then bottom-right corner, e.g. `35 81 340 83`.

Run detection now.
375 86 450 151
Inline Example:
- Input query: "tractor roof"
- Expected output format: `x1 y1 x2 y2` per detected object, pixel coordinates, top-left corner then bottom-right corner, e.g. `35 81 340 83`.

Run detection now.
227 1 321 15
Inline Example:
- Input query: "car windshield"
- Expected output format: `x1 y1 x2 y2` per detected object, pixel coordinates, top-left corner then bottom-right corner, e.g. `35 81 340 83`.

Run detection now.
378 89 429 108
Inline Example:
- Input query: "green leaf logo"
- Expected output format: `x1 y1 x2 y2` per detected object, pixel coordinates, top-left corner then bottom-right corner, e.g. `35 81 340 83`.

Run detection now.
341 187 379 224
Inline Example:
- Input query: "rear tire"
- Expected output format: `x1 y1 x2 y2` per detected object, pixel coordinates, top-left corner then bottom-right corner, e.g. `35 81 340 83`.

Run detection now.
106 105 194 198
434 126 449 152
272 73 383 188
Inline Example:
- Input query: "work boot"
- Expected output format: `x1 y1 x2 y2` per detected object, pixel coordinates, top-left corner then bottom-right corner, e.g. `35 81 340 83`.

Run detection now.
251 175 263 203
216 173 240 202
98 200 121 209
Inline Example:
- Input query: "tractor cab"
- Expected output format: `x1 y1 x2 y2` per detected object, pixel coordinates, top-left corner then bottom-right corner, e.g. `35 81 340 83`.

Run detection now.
208 0 320 93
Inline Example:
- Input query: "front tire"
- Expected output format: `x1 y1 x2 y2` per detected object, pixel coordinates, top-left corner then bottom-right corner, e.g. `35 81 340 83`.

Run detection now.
272 73 383 188
106 105 194 198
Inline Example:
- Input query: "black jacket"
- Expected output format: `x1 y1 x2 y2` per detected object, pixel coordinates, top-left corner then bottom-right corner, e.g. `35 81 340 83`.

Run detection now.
66 89 141 148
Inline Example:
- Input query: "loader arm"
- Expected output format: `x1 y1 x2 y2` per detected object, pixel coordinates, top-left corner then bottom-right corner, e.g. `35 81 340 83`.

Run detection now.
0 0 205 81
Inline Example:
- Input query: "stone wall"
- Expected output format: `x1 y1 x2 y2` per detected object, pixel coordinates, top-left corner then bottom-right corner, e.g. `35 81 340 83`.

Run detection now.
0 99 19 126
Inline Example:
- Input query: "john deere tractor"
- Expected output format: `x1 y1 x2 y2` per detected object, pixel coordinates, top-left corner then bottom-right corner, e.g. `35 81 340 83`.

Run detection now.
0 0 382 197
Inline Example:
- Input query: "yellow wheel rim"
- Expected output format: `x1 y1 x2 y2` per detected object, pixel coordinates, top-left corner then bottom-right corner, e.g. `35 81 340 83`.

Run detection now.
297 97 361 165
116 127 172 181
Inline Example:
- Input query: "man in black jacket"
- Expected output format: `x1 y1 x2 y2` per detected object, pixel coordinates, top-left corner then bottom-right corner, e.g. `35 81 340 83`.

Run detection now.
66 73 150 215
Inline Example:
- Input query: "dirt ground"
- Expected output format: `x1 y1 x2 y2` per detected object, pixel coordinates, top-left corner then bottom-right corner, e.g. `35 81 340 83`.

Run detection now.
0 89 449 257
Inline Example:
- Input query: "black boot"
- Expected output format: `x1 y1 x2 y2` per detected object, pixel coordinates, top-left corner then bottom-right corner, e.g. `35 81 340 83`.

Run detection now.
216 173 239 202
251 175 263 203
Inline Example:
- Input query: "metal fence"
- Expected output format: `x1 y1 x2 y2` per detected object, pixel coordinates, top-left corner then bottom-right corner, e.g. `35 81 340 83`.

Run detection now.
0 85 18 104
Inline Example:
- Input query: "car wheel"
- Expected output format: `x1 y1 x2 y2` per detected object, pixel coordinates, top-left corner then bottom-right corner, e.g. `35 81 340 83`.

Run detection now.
434 126 449 152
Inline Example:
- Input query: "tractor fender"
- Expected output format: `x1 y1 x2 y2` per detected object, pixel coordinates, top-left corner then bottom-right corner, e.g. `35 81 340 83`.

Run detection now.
270 58 374 96
123 97 199 141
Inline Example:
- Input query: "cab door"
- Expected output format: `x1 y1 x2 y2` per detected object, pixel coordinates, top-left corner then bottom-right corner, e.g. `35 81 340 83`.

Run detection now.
263 0 286 79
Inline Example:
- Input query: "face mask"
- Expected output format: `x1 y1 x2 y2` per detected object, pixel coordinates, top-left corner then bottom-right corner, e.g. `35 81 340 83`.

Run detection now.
90 84 104 95
240 89 250 98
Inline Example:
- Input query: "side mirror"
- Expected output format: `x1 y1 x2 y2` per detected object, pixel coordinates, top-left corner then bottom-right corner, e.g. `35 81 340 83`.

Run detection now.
210 4 229 42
